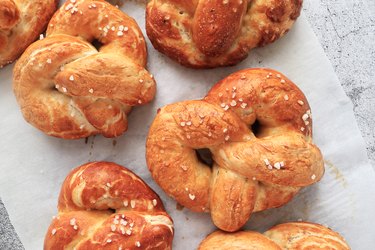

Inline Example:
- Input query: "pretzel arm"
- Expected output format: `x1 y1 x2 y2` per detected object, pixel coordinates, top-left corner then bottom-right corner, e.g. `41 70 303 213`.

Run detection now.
192 0 247 56
210 165 257 232
212 133 324 187
54 53 156 106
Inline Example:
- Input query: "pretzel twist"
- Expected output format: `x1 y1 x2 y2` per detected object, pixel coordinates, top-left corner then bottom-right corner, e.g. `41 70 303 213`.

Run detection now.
44 162 174 250
146 0 303 68
199 222 350 249
146 68 324 232
13 0 156 139
0 0 58 67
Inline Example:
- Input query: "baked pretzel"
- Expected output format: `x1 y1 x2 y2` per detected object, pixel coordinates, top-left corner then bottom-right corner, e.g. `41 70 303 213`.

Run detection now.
146 0 302 68
146 68 324 232
199 222 350 249
44 162 174 250
13 0 156 139
0 0 58 67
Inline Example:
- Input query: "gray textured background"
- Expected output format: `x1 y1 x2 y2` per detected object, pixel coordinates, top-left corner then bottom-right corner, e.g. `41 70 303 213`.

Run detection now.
0 0 374 249
304 0 375 167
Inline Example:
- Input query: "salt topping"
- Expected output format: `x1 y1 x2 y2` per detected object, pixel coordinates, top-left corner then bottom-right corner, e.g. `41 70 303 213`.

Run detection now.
189 194 196 200
130 200 136 208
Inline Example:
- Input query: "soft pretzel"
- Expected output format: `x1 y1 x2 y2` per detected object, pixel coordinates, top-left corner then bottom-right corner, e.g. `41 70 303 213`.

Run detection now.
146 68 324 232
0 0 58 67
44 162 174 250
146 0 302 68
13 0 156 139
198 222 350 249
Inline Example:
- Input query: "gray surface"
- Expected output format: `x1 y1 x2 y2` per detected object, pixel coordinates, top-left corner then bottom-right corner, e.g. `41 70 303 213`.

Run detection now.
0 0 374 249
0 200 24 250
304 0 375 166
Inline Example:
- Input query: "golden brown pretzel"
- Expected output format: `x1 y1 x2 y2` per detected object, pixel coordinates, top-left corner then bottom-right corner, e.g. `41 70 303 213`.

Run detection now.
0 0 58 67
13 0 156 139
44 162 174 250
198 222 350 249
146 0 302 68
146 68 324 232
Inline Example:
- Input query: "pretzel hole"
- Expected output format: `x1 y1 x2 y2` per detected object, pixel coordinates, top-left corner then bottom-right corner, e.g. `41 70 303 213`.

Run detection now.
92 39 103 51
109 208 116 213
251 119 262 137
195 148 213 167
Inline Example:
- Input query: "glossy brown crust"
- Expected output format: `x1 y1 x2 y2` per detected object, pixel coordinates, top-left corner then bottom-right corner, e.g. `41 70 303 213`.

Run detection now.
199 230 281 250
13 0 156 139
146 68 324 232
44 162 174 250
199 222 350 250
0 0 58 67
146 0 303 68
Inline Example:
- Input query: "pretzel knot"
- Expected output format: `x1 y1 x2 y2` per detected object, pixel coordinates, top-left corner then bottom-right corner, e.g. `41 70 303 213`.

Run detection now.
199 222 350 249
13 0 156 139
146 68 324 232
0 0 57 67
146 0 302 68
44 162 174 250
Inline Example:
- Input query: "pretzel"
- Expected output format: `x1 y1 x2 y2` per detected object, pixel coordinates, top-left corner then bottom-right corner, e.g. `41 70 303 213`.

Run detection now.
199 222 350 249
0 0 58 67
13 0 156 139
44 162 174 250
146 0 302 68
146 68 324 232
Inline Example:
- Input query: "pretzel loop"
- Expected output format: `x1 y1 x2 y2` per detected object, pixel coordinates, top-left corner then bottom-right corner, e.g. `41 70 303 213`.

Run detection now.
45 162 174 250
13 0 155 139
146 0 303 67
146 68 324 232
199 222 350 249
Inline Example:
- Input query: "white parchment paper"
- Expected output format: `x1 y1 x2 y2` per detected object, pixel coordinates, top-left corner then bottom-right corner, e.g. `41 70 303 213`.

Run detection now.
0 2 374 249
